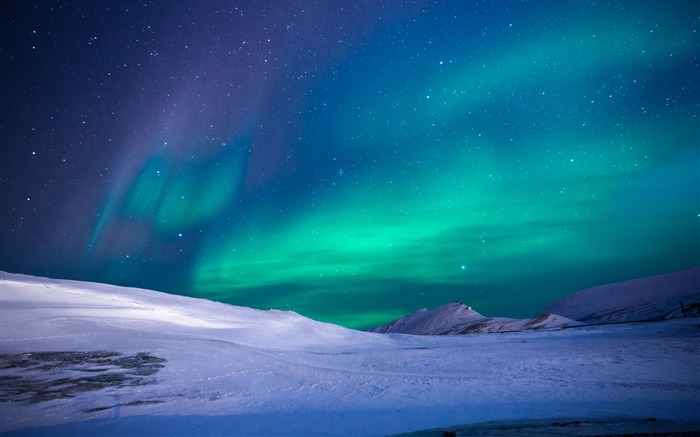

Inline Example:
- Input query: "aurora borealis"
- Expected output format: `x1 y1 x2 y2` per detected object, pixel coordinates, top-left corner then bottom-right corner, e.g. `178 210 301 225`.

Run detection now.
1 1 698 329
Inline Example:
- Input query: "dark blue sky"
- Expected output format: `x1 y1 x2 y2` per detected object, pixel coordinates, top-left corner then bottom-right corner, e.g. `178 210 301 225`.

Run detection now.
2 1 698 328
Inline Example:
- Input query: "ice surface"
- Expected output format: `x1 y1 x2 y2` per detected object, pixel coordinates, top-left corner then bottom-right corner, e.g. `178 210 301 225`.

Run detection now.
1 271 699 436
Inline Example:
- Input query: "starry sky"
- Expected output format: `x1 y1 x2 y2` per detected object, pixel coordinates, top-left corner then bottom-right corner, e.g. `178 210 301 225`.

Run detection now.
1 1 698 329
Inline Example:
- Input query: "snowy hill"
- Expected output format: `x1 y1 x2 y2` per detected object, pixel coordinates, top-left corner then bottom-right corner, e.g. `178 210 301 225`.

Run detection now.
368 302 582 335
544 267 700 324
1 271 699 436
371 268 700 335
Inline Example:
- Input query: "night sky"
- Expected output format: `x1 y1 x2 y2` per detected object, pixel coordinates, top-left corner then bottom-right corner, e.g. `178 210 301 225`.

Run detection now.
1 1 698 329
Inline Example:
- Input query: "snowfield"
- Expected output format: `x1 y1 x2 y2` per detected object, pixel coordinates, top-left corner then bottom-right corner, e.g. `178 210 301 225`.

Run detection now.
1 271 699 436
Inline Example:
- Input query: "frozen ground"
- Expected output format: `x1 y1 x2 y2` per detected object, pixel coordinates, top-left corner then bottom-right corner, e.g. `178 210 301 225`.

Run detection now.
1 272 699 436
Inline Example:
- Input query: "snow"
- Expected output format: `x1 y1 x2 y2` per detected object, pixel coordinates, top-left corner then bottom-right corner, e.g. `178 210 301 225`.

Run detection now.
1 271 699 436
544 267 700 323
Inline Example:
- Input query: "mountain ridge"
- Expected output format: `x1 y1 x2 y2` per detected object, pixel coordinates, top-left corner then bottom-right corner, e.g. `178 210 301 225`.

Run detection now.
367 302 583 335
544 267 700 323
370 267 700 335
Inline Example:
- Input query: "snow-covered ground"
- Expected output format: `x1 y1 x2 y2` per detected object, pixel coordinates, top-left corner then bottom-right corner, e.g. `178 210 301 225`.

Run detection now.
1 271 699 436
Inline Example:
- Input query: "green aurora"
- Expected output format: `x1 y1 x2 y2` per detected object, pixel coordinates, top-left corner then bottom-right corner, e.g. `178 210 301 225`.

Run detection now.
2 1 698 330
188 4 698 328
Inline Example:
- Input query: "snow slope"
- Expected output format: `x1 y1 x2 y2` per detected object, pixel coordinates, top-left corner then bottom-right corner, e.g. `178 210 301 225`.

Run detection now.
544 267 700 323
368 302 582 335
1 272 699 436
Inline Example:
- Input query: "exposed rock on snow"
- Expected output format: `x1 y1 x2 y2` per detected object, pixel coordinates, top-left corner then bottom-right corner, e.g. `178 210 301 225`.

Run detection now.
0 351 166 404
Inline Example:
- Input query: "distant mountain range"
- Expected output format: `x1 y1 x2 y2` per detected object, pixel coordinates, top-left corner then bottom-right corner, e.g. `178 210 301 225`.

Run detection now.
367 302 583 335
369 267 700 335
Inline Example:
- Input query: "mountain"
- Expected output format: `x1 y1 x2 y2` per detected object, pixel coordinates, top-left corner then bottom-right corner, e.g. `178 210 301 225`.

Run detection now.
370 267 700 335
543 267 700 323
1 271 699 436
368 302 582 335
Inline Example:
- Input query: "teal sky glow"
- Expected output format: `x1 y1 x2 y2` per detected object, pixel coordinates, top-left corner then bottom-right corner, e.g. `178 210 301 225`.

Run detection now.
2 1 698 329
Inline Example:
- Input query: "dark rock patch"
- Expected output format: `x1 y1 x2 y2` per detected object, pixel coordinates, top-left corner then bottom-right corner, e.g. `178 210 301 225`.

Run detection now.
0 351 166 404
